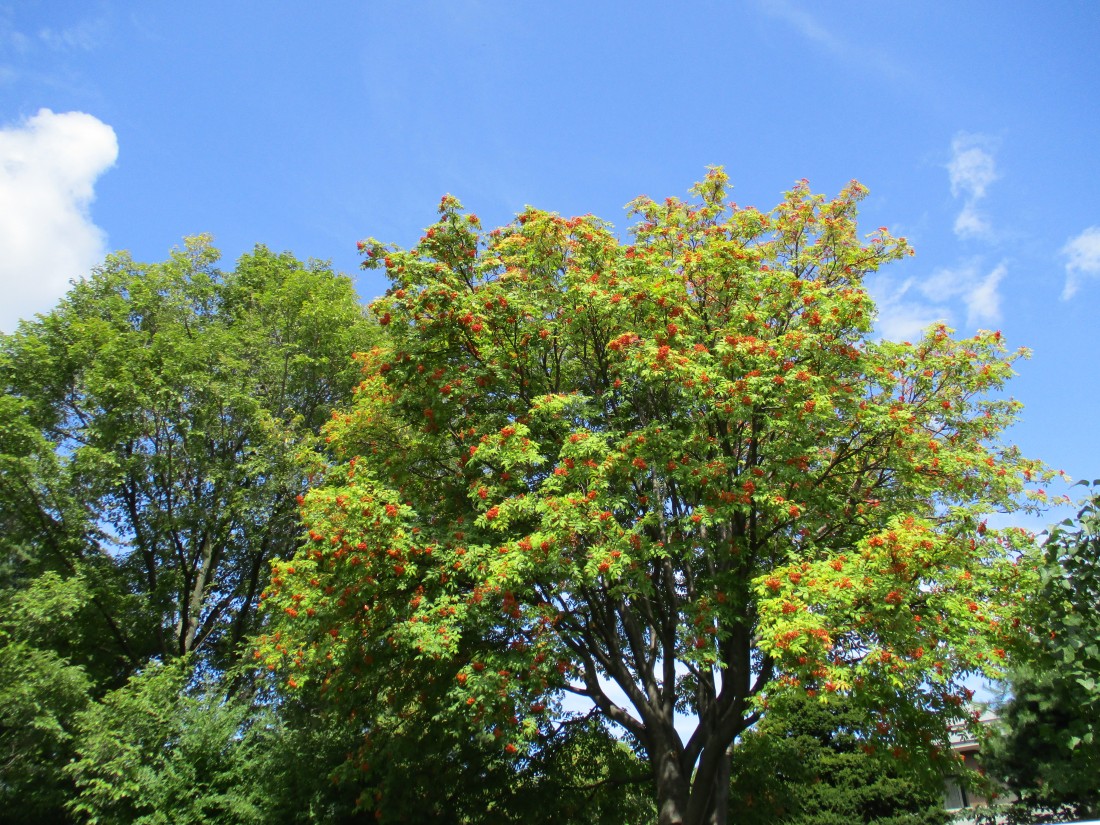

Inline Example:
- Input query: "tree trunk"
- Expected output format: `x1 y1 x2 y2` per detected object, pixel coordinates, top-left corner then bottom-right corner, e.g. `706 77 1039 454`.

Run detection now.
653 742 735 825
180 534 215 653
655 746 690 825
705 746 733 825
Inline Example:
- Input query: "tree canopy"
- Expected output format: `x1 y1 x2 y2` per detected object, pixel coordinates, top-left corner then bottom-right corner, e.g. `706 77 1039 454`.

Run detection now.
0 238 375 817
0 237 373 670
259 170 1050 824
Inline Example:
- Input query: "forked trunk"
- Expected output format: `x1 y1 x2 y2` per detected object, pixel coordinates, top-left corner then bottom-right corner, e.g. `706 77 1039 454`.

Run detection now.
653 744 734 825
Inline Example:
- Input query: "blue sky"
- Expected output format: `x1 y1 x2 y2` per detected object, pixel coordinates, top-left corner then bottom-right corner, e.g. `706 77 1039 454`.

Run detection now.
2 1 1098 522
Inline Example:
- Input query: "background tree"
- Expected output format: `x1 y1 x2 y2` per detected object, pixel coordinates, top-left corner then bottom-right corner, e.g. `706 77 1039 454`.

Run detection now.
0 573 92 822
0 236 373 669
0 237 374 820
728 691 950 825
981 484 1100 822
259 170 1049 825
322 700 653 824
66 658 269 825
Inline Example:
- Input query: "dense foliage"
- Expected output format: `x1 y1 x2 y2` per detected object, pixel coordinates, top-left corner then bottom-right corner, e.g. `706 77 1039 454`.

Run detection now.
66 659 269 824
729 692 951 825
0 238 374 820
0 236 654 824
259 170 1050 824
0 573 92 821
982 485 1100 822
1 236 373 670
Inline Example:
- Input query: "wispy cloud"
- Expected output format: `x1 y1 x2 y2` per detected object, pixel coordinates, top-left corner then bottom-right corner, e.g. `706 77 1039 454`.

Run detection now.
920 261 1006 328
962 263 1006 327
953 202 991 240
0 109 118 332
948 133 999 240
949 135 998 200
873 135 1010 338
866 274 949 343
757 0 846 55
0 8 19 85
2 6 108 54
1 8 110 88
868 260 1007 341
754 0 906 80
0 4 28 54
38 17 108 52
1062 226 1100 300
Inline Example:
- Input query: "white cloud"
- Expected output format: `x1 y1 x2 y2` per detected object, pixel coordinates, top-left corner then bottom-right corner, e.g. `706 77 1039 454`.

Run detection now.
0 109 117 332
866 274 950 342
948 135 998 199
1061 226 1100 300
870 136 1008 342
962 263 1006 327
868 260 1007 341
948 133 999 240
919 261 1006 328
953 202 991 240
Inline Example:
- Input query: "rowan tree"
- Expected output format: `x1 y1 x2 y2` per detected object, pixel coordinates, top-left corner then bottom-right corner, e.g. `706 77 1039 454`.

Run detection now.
260 170 1049 825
